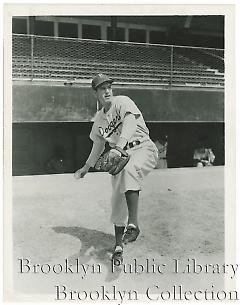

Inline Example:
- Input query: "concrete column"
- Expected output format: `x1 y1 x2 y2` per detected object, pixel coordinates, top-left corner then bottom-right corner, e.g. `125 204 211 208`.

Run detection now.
146 29 150 44
54 21 58 37
125 27 129 42
78 23 82 39
101 25 107 40
26 17 30 34
29 16 35 35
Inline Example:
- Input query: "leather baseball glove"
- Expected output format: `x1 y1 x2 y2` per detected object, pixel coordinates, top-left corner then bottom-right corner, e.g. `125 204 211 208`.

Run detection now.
94 146 130 175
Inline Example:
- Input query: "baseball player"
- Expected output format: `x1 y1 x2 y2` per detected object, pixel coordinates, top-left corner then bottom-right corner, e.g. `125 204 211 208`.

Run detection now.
74 74 158 264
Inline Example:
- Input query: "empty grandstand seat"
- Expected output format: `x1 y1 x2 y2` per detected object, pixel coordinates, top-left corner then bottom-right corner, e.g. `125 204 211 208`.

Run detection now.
12 34 224 88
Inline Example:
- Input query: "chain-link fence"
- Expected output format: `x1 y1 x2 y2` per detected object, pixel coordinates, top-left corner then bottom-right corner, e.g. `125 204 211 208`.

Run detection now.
12 34 224 87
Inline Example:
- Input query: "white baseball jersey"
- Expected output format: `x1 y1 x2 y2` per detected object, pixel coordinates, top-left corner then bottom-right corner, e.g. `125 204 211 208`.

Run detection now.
89 95 158 227
90 95 150 147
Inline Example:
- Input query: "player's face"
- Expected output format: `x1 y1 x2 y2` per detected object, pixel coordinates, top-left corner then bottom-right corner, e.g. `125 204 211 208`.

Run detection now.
95 82 113 106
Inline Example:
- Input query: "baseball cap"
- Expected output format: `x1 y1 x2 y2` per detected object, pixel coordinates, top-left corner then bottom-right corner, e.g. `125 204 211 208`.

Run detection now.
91 74 113 90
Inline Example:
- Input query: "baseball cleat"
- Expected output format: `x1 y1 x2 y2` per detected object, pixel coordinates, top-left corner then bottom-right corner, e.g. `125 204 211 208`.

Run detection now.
111 245 123 266
123 224 140 244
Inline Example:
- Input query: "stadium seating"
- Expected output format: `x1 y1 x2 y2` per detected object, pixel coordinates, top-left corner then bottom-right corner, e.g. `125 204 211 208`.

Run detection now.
12 34 224 88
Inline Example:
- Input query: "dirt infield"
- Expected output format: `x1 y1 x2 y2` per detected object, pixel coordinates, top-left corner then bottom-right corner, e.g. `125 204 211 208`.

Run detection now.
11 166 224 301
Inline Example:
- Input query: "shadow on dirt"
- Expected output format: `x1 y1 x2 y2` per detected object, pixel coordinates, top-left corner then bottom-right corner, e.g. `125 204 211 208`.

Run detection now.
52 226 122 282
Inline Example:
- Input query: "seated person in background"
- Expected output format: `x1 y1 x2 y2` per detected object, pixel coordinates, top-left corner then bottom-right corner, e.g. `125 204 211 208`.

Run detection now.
154 136 168 169
193 147 215 167
45 145 70 174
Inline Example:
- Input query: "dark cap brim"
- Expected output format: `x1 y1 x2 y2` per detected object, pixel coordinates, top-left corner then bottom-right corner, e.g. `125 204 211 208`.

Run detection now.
95 79 114 89
92 77 114 90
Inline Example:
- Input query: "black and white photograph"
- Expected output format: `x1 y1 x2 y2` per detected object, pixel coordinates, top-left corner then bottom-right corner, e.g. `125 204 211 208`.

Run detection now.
3 3 238 303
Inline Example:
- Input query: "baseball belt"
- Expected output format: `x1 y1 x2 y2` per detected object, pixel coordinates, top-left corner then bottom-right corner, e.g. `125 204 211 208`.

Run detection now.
124 140 141 150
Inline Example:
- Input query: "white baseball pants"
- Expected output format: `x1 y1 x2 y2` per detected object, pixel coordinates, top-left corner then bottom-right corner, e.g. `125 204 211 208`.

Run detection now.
110 140 158 226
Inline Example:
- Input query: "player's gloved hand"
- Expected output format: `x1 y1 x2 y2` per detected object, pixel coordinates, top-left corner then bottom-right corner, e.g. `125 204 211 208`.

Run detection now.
94 147 130 175
108 148 122 166
74 164 90 179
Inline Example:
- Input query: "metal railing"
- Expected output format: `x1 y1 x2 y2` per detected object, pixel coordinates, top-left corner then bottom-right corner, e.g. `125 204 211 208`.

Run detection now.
12 34 224 87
